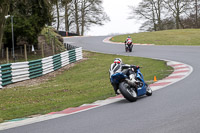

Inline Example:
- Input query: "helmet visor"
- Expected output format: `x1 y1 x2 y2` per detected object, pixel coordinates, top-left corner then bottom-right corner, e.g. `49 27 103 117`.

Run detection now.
114 60 121 64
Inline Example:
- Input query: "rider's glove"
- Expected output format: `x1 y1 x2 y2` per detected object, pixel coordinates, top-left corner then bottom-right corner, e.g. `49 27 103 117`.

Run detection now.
130 65 136 68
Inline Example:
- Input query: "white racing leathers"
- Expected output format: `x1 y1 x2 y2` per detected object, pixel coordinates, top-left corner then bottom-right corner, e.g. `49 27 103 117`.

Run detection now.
109 63 137 94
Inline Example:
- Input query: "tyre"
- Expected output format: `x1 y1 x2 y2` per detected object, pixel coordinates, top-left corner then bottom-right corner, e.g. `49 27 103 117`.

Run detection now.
128 46 131 52
130 45 133 52
119 82 137 102
125 46 128 52
125 44 127 52
145 84 152 96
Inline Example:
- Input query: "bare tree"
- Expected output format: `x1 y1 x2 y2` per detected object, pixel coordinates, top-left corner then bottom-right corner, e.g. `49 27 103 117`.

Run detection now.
55 0 60 31
152 0 164 30
129 0 155 31
80 0 87 35
64 0 109 35
50 0 63 31
73 0 80 35
194 0 200 28
64 0 73 31
79 0 109 35
129 0 164 31
129 0 199 31
164 0 192 29
180 0 200 29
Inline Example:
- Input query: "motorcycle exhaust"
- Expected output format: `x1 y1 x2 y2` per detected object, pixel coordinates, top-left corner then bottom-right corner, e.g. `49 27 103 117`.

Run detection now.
125 79 137 87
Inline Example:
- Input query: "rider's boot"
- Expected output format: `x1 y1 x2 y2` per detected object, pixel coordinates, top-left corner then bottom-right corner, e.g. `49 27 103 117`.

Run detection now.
112 83 120 95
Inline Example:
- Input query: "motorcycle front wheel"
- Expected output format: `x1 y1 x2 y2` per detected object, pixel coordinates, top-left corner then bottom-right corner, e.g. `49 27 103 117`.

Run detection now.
119 82 137 102
145 83 152 96
125 46 128 52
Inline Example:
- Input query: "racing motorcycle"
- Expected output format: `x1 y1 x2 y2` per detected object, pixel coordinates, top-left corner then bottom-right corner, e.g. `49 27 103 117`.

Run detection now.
125 39 133 52
109 65 152 102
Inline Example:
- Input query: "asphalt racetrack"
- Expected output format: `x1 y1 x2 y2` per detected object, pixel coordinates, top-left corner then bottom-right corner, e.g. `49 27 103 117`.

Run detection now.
1 36 200 133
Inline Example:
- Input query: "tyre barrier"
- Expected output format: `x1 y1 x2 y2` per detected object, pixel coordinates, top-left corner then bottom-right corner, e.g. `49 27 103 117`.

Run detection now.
0 47 83 89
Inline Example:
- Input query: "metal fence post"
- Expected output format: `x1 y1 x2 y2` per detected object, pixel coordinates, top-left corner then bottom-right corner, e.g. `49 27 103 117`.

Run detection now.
24 44 27 61
6 47 9 63
2 48 4 58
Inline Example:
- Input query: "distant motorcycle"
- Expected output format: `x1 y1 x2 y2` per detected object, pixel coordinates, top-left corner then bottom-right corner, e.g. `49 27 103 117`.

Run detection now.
109 65 152 102
125 40 133 52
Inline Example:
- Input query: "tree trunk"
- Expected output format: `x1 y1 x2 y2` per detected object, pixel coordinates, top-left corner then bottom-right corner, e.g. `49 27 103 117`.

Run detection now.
176 16 180 29
56 0 60 31
151 1 157 31
0 2 9 53
81 0 85 36
65 3 69 32
176 1 180 29
157 0 162 30
179 17 184 29
195 0 198 28
81 20 84 36
24 44 27 61
74 0 80 35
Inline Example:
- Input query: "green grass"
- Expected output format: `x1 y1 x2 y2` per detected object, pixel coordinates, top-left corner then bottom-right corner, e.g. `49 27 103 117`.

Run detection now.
112 29 200 45
0 51 173 122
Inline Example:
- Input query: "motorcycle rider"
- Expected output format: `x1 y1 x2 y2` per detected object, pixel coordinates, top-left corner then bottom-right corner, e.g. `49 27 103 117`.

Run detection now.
125 36 133 51
125 36 133 44
109 58 138 95
125 36 132 43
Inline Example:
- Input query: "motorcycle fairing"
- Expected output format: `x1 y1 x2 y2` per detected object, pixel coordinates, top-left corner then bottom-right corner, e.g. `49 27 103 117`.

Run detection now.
111 72 127 84
136 69 147 96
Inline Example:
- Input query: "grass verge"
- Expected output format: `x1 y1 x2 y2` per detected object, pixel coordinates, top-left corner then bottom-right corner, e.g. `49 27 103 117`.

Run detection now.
0 51 173 122
111 29 200 45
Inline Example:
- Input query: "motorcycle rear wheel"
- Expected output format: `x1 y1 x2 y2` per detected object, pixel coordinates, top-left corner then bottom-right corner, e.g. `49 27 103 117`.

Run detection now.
130 45 133 52
119 82 137 102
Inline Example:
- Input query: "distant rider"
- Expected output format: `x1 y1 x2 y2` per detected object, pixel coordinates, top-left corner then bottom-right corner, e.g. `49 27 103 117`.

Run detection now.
125 36 133 45
109 58 138 95
125 36 133 51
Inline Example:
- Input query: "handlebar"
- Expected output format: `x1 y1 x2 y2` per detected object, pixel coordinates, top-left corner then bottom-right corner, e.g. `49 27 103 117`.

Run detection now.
130 65 142 69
